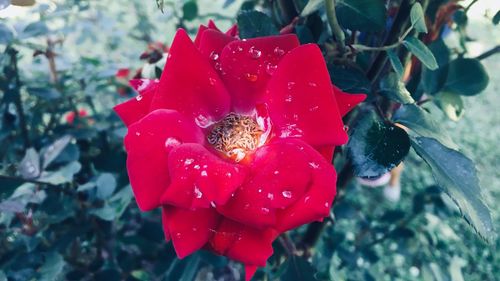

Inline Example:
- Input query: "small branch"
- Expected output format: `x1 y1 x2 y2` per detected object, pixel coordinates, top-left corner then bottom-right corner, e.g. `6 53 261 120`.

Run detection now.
352 26 413 53
475 45 500 61
464 0 478 12
325 0 346 53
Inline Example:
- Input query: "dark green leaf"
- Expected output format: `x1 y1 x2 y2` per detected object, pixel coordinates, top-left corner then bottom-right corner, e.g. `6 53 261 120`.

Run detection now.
237 10 279 39
39 161 81 185
327 64 371 94
434 91 464 121
96 173 117 200
20 21 49 38
347 111 410 178
41 135 72 169
379 72 415 104
403 37 438 70
411 137 495 243
179 255 201 281
280 256 318 281
27 87 61 100
300 0 323 16
386 50 404 78
393 104 457 149
337 0 387 32
410 2 427 33
493 10 500 25
39 252 65 281
0 22 14 45
19 148 41 179
421 39 450 95
182 1 198 21
443 58 489 96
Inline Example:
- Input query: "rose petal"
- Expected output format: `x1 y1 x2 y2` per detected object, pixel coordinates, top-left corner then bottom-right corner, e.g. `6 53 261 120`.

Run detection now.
113 79 159 127
315 145 335 163
124 109 204 211
264 44 348 146
245 265 258 281
150 29 230 123
163 206 220 259
161 207 171 242
161 144 248 209
194 20 222 47
333 85 366 117
219 34 300 113
216 140 311 228
275 141 337 232
198 29 237 64
225 24 238 37
209 219 277 266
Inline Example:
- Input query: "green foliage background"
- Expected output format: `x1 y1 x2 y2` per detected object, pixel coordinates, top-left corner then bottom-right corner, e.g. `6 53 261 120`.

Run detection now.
0 0 499 280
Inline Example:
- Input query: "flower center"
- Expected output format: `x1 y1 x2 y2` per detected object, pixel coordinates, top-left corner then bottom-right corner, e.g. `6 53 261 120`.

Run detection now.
207 113 263 161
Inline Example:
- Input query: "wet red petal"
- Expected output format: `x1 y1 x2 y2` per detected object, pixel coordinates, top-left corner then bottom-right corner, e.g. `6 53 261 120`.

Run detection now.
163 206 220 259
264 44 347 146
113 79 158 127
275 141 337 232
225 24 238 37
219 34 300 113
150 29 230 122
333 85 366 117
209 219 277 266
245 265 258 281
161 144 248 209
198 29 236 65
216 140 311 228
124 109 204 211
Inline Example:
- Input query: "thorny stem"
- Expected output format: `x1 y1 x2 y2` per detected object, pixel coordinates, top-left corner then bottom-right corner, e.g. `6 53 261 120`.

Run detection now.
325 0 346 54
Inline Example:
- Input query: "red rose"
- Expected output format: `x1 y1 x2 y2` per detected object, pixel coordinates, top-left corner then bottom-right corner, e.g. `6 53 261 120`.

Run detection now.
65 109 88 124
114 21 365 280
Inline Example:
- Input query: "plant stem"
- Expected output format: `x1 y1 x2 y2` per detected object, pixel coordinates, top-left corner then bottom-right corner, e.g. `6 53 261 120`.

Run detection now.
325 0 346 53
475 45 500 61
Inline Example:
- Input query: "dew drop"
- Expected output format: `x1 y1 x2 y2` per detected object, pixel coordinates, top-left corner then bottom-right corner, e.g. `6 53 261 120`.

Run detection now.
304 196 311 203
208 77 216 86
194 186 203 198
273 170 280 175
210 201 217 208
287 82 296 90
308 82 318 87
184 158 194 165
282 190 292 198
248 46 262 59
265 62 277 75
343 125 349 132
225 172 232 178
261 207 270 214
267 193 274 200
258 188 262 193
193 164 200 170
324 202 329 208
309 105 319 112
192 227 198 232
195 114 211 128
135 132 141 136
274 47 285 56
201 170 208 177
27 164 36 174
175 232 181 238
165 137 181 149
136 95 143 101
309 162 320 169
285 95 293 103
209 51 219 61
244 73 258 82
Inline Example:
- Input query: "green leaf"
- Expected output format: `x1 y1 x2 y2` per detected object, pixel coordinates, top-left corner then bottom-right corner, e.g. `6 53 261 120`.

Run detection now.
403 37 438 70
386 50 404 78
434 91 464 121
393 104 457 149
39 252 65 281
421 39 450 95
91 187 133 221
410 2 427 33
336 0 387 32
280 256 318 281
347 111 410 178
237 10 279 39
179 255 201 281
327 64 371 94
96 173 117 200
411 137 495 243
443 58 489 96
41 135 72 169
300 0 323 17
20 21 49 39
379 72 415 104
19 148 41 179
39 161 81 185
182 1 198 21
27 87 61 100
0 22 14 45
493 10 500 25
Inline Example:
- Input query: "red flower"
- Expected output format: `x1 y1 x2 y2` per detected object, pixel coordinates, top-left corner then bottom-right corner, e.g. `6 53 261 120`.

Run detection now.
114 21 365 280
65 109 88 124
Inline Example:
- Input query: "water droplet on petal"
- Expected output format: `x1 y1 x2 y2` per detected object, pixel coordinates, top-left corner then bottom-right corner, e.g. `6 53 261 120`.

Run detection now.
201 170 208 177
309 105 319 112
195 114 212 128
165 137 181 149
343 125 349 132
287 82 296 90
210 201 217 208
324 202 329 208
273 170 279 175
136 95 143 101
282 190 292 198
244 73 258 82
267 193 274 200
285 95 293 103
248 46 262 59
209 51 219 61
308 82 318 87
261 207 270 214
309 162 320 169
265 62 277 75
193 164 200 170
184 158 194 165
274 47 285 56
135 132 141 136
192 227 198 232
304 196 311 203
225 172 232 178
209 77 216 86
194 186 203 198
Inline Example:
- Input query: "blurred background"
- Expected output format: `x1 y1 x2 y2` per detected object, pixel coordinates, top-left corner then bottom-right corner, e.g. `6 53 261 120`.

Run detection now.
0 0 498 280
